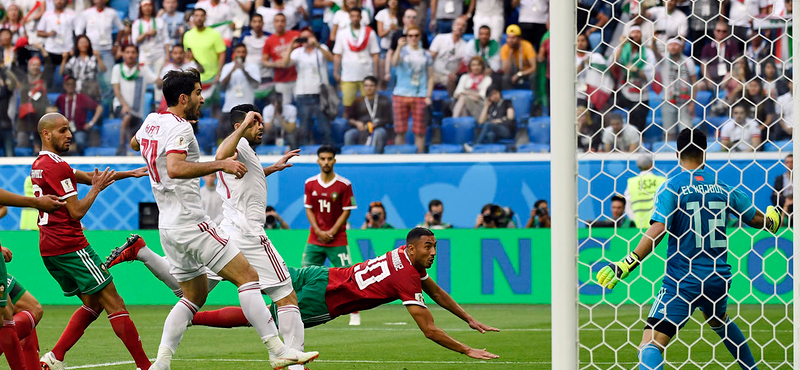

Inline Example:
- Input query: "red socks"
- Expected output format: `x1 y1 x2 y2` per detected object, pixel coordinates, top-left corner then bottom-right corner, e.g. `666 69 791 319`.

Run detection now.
52 305 100 361
0 321 25 370
21 328 39 370
192 307 250 328
13 310 36 340
109 311 151 370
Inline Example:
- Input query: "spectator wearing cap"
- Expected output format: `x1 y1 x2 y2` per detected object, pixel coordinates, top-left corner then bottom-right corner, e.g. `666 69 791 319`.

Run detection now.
76 0 123 96
56 75 103 154
37 0 76 89
624 154 666 229
429 16 467 95
61 35 106 102
111 45 157 155
466 0 505 42
501 24 536 90
463 25 501 74
391 25 433 154
660 37 696 139
194 0 235 44
345 76 391 153
452 56 492 122
262 13 301 102
611 25 655 132
333 7 380 112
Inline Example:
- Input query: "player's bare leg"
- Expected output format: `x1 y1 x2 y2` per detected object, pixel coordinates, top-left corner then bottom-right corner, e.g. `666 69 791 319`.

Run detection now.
0 303 26 370
703 312 758 370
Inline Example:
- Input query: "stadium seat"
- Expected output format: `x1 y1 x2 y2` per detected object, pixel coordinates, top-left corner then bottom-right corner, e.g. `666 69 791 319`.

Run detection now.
196 118 218 152
502 90 533 120
84 147 118 156
331 118 349 146
694 90 713 117
471 144 507 153
143 92 154 117
765 139 793 152
100 118 123 147
383 144 417 154
255 145 288 155
341 145 376 155
441 117 475 144
652 141 678 153
527 116 550 144
47 92 60 105
517 143 550 153
299 145 321 155
430 90 451 105
14 147 33 157
428 144 463 154
588 32 601 50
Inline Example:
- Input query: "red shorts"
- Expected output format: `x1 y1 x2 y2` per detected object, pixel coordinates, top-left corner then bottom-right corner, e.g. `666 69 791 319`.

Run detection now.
392 95 427 135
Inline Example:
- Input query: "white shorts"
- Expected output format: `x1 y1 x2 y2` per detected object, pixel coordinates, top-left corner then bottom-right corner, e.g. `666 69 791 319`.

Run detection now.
223 226 293 301
160 221 241 283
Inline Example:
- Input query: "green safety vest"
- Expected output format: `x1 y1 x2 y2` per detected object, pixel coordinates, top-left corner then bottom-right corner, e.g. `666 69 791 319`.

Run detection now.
19 176 39 231
627 173 666 229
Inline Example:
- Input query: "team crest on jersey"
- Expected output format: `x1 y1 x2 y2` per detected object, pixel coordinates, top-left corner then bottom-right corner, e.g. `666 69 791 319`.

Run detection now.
415 293 424 304
331 192 339 201
61 178 74 193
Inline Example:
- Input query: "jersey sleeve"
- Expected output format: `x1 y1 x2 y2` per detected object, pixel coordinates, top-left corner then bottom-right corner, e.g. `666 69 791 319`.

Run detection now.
304 181 313 209
164 123 195 155
394 271 426 308
651 181 676 224
44 162 78 200
729 186 757 222
342 182 356 210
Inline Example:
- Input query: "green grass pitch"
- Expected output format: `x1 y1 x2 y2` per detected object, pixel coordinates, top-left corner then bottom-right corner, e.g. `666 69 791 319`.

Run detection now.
1 304 791 369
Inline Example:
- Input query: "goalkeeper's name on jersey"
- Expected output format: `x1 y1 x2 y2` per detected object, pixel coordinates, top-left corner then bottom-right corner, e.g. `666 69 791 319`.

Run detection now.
678 184 725 196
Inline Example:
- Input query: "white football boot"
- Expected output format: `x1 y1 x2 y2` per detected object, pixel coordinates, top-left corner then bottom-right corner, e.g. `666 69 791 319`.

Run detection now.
269 347 319 370
40 351 65 370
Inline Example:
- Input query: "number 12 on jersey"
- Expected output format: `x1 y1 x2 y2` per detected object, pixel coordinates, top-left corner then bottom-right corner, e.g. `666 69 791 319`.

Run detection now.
686 201 726 249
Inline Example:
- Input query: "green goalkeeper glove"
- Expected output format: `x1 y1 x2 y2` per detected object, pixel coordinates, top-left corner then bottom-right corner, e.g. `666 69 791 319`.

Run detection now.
765 205 781 234
596 252 641 290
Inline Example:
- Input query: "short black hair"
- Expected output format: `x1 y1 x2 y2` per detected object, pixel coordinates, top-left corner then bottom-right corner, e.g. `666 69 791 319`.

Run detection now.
349 6 362 13
428 199 443 211
786 154 793 159
363 76 378 84
123 44 138 53
251 14 263 21
193 7 206 15
234 43 247 51
486 86 500 98
611 195 626 207
163 68 201 107
171 43 185 52
406 227 434 246
534 199 548 208
676 128 707 161
481 203 493 213
479 25 491 32
0 29 12 37
317 145 336 157
230 104 259 128
606 112 624 124
274 12 286 20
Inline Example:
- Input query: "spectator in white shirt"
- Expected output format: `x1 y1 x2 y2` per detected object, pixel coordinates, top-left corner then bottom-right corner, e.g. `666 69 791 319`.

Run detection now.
111 45 157 154
226 0 254 38
375 0 400 55
156 44 202 110
75 0 122 94
602 113 641 153
36 0 76 89
133 0 169 101
241 14 269 82
329 0 370 44
219 44 261 138
517 0 548 49
194 0 235 43
467 0 504 42
720 104 762 152
257 0 300 34
262 92 300 149
644 0 688 57
452 56 492 121
429 15 466 94
332 7 380 111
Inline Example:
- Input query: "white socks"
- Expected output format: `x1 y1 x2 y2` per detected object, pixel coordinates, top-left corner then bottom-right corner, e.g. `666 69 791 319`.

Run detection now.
277 305 304 350
137 247 183 297
237 282 285 356
158 298 198 359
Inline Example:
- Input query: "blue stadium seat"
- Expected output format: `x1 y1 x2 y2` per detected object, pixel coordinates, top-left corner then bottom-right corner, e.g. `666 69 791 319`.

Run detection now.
14 147 33 157
341 145 376 155
47 92 60 105
299 145 321 155
101 118 123 147
255 145 288 155
652 141 678 153
430 90 451 105
694 90 714 117
588 32 602 50
428 144 463 154
383 144 417 154
527 116 550 144
502 90 533 120
196 118 218 151
471 144 507 153
517 143 550 153
84 147 118 156
331 118 349 146
143 92 154 117
765 140 793 152
441 117 475 144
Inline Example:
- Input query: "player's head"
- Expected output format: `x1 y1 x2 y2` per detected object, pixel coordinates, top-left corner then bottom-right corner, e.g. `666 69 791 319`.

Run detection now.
163 68 203 121
230 104 263 145
405 227 436 269
38 113 72 153
676 128 706 165
317 145 336 175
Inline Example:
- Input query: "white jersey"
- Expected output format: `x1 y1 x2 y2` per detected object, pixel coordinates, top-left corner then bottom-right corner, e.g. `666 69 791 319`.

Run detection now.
135 111 210 228
217 138 267 237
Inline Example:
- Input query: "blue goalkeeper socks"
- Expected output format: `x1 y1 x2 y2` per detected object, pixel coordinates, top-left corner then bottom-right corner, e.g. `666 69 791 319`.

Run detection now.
638 343 664 370
710 319 758 370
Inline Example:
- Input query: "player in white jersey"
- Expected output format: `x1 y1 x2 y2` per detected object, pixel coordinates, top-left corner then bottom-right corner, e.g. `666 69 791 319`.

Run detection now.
132 69 318 370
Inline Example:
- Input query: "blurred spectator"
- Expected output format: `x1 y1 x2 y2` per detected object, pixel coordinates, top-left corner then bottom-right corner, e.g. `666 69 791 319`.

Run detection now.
611 26 655 132
467 0 504 42
761 59 789 100
419 199 452 229
592 195 634 228
111 45 157 155
624 154 665 229
577 105 601 152
361 201 394 229
477 203 517 228
660 38 696 139
771 154 793 217
385 9 429 85
159 0 186 46
262 92 300 149
743 79 777 140
241 14 269 82
517 0 548 50
61 35 105 102
195 0 235 44
133 0 169 86
329 0 370 45
37 0 76 89
76 0 122 95
576 0 609 42
601 112 640 153
575 32 613 111
286 28 333 146
160 44 202 77
200 172 224 224
219 44 261 138
452 57 492 121
744 31 772 75
264 205 290 230
262 13 300 101
687 0 722 59
645 0 688 57
2 4 28 44
15 0 45 49
257 0 301 35
429 0 463 35
775 80 793 139
728 0 756 49
390 25 433 153
56 75 103 154
18 57 48 153
471 85 513 146
712 59 751 116
501 25 536 90
375 0 400 55
700 21 742 90
533 21 549 116
0 29 18 73
429 16 466 94
463 25 501 74
524 200 548 228
345 76 390 153
720 104 761 152
228 0 255 38
0 66 16 156
114 19 135 61
333 7 380 111
183 8 227 99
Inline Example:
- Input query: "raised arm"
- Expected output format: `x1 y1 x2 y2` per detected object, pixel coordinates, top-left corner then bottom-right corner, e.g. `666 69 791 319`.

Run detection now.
263 149 300 177
406 305 499 359
421 277 499 333
64 168 116 221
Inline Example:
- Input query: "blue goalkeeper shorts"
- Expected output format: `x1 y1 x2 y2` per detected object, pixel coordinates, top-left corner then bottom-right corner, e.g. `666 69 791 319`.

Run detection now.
648 280 729 328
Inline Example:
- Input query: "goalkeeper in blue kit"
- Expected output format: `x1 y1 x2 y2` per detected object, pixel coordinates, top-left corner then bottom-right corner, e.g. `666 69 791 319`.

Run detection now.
596 129 781 370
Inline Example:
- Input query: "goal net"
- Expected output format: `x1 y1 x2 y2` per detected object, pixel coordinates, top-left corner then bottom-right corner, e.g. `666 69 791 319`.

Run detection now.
563 1 796 369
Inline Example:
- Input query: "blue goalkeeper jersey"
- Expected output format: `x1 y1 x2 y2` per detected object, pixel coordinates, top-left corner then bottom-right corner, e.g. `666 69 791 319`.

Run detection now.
651 168 757 288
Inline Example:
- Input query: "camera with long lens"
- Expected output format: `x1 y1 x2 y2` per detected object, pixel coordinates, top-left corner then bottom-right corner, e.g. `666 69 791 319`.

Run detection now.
431 211 442 223
265 206 278 228
535 206 547 217
484 205 514 228
370 212 381 222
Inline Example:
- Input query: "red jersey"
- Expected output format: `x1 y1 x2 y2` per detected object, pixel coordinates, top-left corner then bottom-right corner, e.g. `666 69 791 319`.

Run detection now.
31 151 89 257
263 31 300 83
304 174 356 247
325 245 428 318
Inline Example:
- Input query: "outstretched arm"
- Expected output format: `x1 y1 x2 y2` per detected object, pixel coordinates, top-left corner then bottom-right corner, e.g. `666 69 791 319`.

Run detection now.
64 168 116 220
167 152 247 179
745 207 781 233
421 277 498 333
597 222 665 289
75 167 148 185
263 149 300 177
0 188 64 213
406 305 499 359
